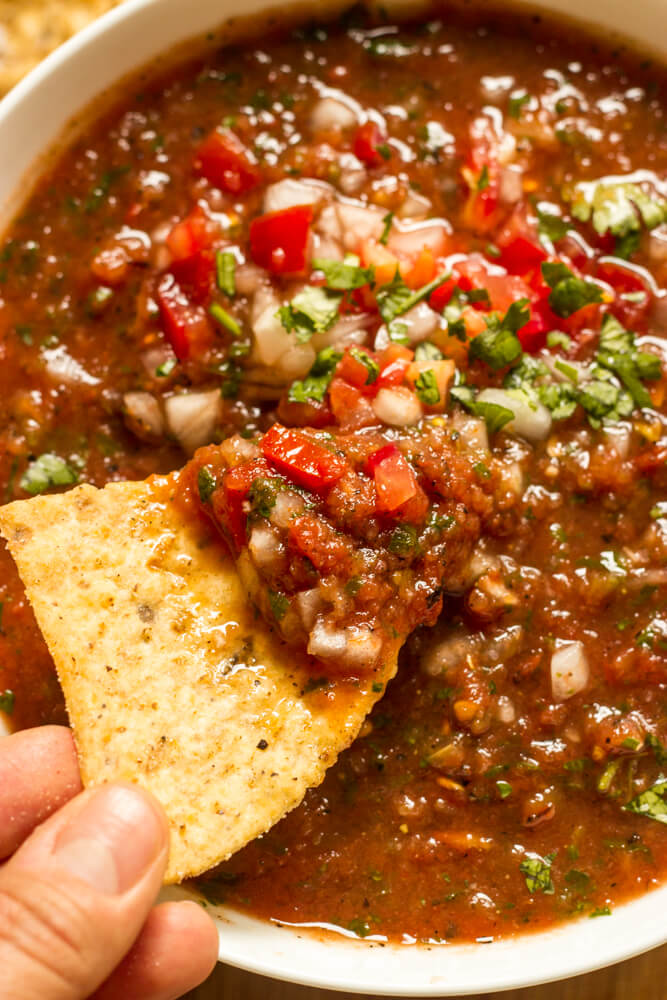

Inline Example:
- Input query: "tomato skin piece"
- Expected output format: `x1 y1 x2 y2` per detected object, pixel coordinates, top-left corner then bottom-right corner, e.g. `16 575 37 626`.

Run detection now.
261 424 348 491
249 205 314 275
354 121 388 166
214 459 272 550
166 206 215 260
170 250 215 304
194 127 262 194
156 273 215 361
328 378 377 431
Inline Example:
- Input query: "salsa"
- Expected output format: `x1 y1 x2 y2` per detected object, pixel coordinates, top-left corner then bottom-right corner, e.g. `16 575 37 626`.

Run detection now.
1 3 666 943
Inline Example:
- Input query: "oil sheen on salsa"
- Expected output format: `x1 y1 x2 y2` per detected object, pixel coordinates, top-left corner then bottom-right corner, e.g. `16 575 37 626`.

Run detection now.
1 4 666 944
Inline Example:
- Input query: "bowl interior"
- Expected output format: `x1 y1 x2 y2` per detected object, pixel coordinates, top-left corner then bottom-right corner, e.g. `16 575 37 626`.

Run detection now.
1 0 666 993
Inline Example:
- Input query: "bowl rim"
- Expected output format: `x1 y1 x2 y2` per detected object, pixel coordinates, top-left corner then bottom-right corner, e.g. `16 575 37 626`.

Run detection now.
1 0 666 993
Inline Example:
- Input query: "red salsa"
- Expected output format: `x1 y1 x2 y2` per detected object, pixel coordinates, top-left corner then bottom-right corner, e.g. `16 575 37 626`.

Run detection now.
0 4 666 943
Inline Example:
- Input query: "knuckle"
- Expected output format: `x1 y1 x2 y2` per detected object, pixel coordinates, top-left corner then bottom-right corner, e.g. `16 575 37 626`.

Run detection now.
0 869 102 997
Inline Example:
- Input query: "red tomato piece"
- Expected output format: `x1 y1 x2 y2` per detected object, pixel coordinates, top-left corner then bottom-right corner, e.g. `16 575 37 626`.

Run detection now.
353 121 388 167
194 127 262 194
170 250 215 304
499 236 548 276
249 205 314 276
261 424 348 491
368 447 419 514
156 273 215 361
214 459 271 550
336 348 376 389
166 206 215 260
376 355 412 390
328 378 377 431
517 297 559 353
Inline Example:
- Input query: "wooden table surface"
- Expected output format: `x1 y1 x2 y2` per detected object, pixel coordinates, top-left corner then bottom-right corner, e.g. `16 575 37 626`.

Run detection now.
185 943 667 999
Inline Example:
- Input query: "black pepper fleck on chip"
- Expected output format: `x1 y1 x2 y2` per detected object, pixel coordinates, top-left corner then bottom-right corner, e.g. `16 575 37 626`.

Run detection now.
257 739 269 750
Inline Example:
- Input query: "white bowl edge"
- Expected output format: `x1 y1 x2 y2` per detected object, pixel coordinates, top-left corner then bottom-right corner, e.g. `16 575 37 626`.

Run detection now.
1 0 666 993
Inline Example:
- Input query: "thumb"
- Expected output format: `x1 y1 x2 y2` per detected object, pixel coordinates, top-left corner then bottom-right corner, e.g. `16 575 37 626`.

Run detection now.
0 782 169 1000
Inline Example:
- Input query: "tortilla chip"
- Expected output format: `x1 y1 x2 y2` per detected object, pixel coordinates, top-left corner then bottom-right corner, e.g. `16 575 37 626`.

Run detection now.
0 475 399 883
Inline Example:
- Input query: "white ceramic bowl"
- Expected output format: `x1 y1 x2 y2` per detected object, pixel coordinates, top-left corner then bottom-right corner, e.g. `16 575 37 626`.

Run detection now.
1 0 666 993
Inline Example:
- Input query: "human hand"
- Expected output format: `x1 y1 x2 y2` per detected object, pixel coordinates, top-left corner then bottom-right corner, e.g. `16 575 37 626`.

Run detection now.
0 726 219 1000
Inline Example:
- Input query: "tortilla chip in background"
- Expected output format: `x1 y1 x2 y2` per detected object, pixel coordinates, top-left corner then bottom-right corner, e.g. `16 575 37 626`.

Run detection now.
0 476 398 883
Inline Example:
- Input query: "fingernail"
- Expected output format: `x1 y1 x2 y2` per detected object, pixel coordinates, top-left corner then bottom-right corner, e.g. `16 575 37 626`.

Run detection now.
53 785 166 895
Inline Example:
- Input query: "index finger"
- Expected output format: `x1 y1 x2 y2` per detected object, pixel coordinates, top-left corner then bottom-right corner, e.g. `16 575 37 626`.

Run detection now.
0 725 82 859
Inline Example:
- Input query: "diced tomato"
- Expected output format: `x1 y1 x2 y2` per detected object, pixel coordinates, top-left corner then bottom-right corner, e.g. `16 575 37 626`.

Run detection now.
250 205 314 275
336 348 376 389
376 344 414 390
261 424 348 491
429 273 457 311
354 121 388 167
213 459 271 550
405 359 456 411
170 250 215 304
596 258 652 330
328 378 377 431
402 245 438 289
156 273 215 361
461 118 501 233
360 239 400 287
499 236 548 276
517 299 554 353
365 445 419 514
194 127 262 194
166 205 215 261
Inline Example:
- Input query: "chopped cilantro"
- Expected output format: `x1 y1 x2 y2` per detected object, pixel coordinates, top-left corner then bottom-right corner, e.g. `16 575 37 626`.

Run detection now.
268 590 290 622
349 347 380 385
414 369 440 405
248 477 281 518
469 299 529 370
220 360 242 398
380 212 394 245
312 257 374 290
596 313 660 409
520 852 556 894
389 523 418 555
451 386 515 433
156 357 177 377
546 330 572 351
216 250 236 296
477 164 490 191
0 690 15 715
508 91 531 119
541 261 603 318
20 454 78 496
565 869 591 892
537 206 570 244
590 905 612 918
496 780 513 799
210 303 241 337
345 576 362 597
376 270 449 325
278 286 342 342
197 466 216 503
288 346 342 404
415 341 444 361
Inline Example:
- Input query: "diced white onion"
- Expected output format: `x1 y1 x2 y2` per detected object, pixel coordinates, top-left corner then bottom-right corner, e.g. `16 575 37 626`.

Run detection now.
451 413 490 454
263 178 330 215
477 388 552 442
372 386 423 426
311 312 374 351
400 301 441 343
603 422 632 460
218 434 260 467
164 390 222 453
551 641 590 701
308 621 348 660
336 201 385 250
296 588 325 631
279 341 317 379
248 525 283 570
316 203 344 243
270 490 305 530
308 620 382 668
388 219 450 259
398 190 432 220
648 227 667 262
496 696 516 724
499 165 524 205
252 302 294 366
310 97 359 132
123 391 164 440
235 263 266 295
338 154 367 196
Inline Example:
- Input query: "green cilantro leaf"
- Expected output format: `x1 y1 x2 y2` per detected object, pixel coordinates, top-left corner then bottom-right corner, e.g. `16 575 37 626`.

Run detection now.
0 690 15 715
379 213 394 246
349 347 380 385
248 477 281 518
197 466 217 503
570 178 666 259
312 257 374 290
520 851 556 895
450 386 515 433
376 270 449 325
537 205 570 243
268 590 290 621
541 261 604 318
278 286 343 342
21 454 78 496
624 779 667 825
469 298 529 370
496 780 513 799
508 91 531 119
414 369 440 405
597 313 660 408
389 523 418 555
288 346 343 404
216 250 236 296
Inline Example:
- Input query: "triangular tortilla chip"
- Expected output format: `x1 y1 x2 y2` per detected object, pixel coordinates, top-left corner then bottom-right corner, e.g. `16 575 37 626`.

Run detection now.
0 475 398 883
